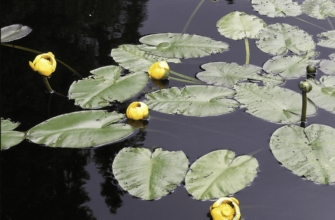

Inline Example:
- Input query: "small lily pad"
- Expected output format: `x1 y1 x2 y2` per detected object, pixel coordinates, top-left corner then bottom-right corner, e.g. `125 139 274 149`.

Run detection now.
301 0 335 19
251 0 302 17
320 53 335 75
1 24 32 42
317 30 335 49
1 118 25 150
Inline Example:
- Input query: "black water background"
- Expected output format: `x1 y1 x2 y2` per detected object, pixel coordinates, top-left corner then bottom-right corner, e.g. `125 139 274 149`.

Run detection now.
1 0 335 219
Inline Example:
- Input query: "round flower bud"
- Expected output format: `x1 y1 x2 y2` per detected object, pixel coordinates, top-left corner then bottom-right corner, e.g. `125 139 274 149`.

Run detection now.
148 61 170 79
299 81 313 93
29 52 57 77
210 197 241 220
306 65 316 74
126 102 149 120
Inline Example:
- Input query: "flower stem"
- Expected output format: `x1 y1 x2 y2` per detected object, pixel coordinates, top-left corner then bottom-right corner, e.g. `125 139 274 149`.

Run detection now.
170 76 202 84
327 17 334 30
294 17 328 31
301 92 307 122
182 0 205 34
42 76 66 97
245 38 250 65
170 70 201 83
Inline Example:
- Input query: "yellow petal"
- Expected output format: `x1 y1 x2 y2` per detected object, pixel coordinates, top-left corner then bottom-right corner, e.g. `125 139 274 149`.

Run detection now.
230 197 239 206
126 102 149 120
35 59 54 76
29 61 36 71
159 61 169 70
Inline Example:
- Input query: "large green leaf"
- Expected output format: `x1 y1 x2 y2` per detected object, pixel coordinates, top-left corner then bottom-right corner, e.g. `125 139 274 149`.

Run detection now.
317 30 335 49
1 118 25 150
270 124 335 184
112 147 189 200
217 11 267 40
1 117 20 131
69 66 148 109
197 62 284 88
111 44 180 72
234 84 317 123
251 0 302 17
144 86 239 117
256 23 315 55
27 111 134 148
1 24 32 42
301 0 335 19
307 76 335 114
138 33 229 59
185 150 259 200
320 53 335 75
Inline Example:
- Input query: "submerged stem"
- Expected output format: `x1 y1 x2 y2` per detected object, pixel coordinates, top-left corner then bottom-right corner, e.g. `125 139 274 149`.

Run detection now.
244 38 250 65
294 17 328 31
42 76 66 97
170 76 202 84
170 70 201 82
182 0 205 34
327 17 334 30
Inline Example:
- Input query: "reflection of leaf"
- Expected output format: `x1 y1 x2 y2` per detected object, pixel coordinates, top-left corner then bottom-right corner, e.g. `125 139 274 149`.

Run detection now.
251 0 302 17
138 33 229 59
301 0 335 19
27 111 134 148
270 124 335 184
217 11 267 40
144 86 239 117
234 84 317 123
69 66 148 109
113 148 188 200
185 150 259 200
1 118 25 150
1 24 32 42
197 62 284 87
256 23 315 55
317 31 335 49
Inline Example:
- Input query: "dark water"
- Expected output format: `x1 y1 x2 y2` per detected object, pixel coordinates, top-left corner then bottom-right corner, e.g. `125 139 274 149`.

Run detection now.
1 0 335 219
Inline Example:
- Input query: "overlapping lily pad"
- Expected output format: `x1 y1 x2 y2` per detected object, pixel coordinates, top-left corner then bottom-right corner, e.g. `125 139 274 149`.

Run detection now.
27 111 134 148
113 147 189 200
69 66 148 109
138 33 229 59
1 24 32 42
320 53 335 75
1 118 25 150
251 0 302 17
270 124 335 184
256 23 315 55
234 84 317 123
144 85 239 117
317 30 335 49
197 62 284 87
301 0 335 19
185 150 259 200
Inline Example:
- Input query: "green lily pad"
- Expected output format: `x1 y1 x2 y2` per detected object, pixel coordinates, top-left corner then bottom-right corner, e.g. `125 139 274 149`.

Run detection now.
1 118 25 150
27 111 134 148
307 76 335 114
1 117 20 131
185 150 259 200
144 85 239 117
317 30 335 49
112 147 189 200
69 66 148 109
1 24 32 42
234 84 317 123
251 0 302 17
138 33 229 59
197 62 284 88
301 0 335 19
270 124 335 184
320 53 335 75
256 23 315 55
217 11 267 40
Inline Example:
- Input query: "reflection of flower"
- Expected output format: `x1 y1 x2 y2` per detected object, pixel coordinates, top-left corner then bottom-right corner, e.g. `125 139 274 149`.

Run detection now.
126 102 149 120
29 52 57 77
210 197 241 220
148 61 170 79
126 118 148 129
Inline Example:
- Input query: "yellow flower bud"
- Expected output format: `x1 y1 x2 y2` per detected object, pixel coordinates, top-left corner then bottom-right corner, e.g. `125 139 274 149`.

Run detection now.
148 61 170 79
210 197 241 220
29 52 57 77
126 102 149 120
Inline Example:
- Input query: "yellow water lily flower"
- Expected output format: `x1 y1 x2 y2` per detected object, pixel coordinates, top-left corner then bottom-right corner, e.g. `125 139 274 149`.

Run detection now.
29 52 57 77
126 102 149 120
210 197 241 220
148 61 170 79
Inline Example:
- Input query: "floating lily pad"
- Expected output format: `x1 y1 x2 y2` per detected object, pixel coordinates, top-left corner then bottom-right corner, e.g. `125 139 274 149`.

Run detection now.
320 53 335 75
270 124 335 184
113 147 189 200
69 66 148 109
217 11 267 40
27 111 134 148
256 23 315 55
111 44 181 72
317 30 335 49
301 0 335 19
307 76 335 114
197 62 284 88
144 86 239 117
1 118 25 150
234 84 317 123
1 24 32 42
138 33 229 59
251 0 302 17
185 150 259 200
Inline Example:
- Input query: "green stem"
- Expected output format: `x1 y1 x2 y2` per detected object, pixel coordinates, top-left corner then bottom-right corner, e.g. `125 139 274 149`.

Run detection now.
182 0 205 34
245 38 250 65
327 17 334 30
294 17 328 31
170 70 201 82
170 76 202 84
301 92 307 122
42 76 66 97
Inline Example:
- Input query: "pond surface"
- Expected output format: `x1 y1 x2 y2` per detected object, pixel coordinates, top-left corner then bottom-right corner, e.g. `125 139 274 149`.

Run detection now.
1 0 335 219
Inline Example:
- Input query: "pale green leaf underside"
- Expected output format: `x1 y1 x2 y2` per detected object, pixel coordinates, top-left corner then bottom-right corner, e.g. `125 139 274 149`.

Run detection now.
1 131 25 150
27 111 134 148
251 0 302 17
1 24 32 43
138 33 229 59
270 124 335 184
1 118 20 131
69 66 148 109
217 11 267 40
256 23 315 55
320 53 335 75
113 148 189 200
185 150 259 200
144 85 239 117
317 30 335 49
197 62 284 88
301 0 335 19
234 84 317 123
